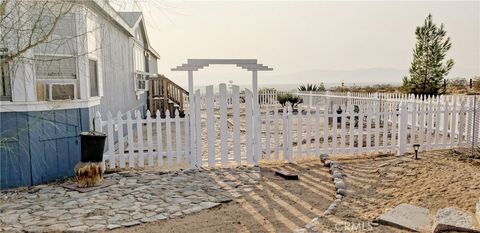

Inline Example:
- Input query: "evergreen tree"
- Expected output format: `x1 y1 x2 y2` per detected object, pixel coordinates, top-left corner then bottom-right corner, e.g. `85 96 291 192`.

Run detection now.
402 14 454 95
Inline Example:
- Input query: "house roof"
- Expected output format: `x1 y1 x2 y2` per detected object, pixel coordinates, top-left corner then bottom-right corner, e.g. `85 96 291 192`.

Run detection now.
117 12 142 27
91 1 160 59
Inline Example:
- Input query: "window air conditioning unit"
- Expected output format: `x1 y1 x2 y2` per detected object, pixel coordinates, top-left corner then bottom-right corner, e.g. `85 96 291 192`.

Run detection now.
46 83 77 100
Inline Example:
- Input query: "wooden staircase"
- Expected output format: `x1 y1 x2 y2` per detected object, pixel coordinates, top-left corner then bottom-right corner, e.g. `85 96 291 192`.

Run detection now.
148 75 188 118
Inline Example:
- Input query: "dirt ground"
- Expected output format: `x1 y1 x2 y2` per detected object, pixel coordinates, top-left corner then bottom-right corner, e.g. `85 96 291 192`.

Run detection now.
106 149 479 233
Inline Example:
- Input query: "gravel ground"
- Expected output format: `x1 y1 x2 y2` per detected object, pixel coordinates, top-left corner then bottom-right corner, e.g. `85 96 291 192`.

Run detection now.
106 149 479 233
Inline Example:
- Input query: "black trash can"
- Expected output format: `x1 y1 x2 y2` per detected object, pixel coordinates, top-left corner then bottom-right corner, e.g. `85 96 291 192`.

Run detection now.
80 131 107 162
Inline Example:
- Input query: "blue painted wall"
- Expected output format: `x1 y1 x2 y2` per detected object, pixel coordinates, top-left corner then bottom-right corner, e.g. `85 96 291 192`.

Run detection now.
0 108 89 189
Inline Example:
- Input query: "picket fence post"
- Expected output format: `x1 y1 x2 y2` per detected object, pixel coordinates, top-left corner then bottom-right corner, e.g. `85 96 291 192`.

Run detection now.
398 102 408 155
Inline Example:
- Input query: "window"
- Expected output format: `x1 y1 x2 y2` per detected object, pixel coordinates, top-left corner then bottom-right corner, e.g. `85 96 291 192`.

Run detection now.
133 45 145 72
35 55 78 101
35 55 76 79
0 56 11 101
89 59 99 97
135 72 147 91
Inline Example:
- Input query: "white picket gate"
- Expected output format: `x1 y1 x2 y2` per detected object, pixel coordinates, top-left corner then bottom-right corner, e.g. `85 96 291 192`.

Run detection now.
95 86 479 171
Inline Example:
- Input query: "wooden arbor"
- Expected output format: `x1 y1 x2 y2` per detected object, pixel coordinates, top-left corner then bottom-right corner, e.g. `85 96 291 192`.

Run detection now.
172 59 273 168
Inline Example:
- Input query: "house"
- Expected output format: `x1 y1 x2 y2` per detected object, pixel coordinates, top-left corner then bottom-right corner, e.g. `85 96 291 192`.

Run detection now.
0 0 185 189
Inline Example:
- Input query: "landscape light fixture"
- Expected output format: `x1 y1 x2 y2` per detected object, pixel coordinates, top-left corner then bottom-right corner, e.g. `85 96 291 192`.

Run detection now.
413 144 420 160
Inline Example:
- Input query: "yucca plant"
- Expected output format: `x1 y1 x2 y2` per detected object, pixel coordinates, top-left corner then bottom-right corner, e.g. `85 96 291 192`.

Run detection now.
298 83 326 92
277 93 303 109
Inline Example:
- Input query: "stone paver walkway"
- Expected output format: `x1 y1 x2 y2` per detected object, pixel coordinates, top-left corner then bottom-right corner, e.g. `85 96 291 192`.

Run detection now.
0 167 260 232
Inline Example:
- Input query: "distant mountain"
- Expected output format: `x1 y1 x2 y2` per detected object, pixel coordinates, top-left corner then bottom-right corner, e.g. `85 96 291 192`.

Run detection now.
261 68 407 87
181 67 479 92
258 67 479 91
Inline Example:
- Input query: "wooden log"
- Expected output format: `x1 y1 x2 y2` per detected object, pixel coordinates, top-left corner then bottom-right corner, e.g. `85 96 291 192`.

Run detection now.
275 169 299 180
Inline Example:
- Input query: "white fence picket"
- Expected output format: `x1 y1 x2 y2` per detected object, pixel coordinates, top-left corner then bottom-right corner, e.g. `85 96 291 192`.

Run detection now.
358 108 364 156
374 103 381 154
314 105 321 158
184 113 190 165
219 84 228 165
297 106 303 159
206 85 216 167
273 107 280 161
146 111 154 166
107 112 115 168
442 104 449 148
155 110 163 167
332 106 338 157
340 107 346 156
245 89 254 164
195 90 202 167
349 106 355 156
287 104 293 162
135 111 144 167
232 85 241 164
126 111 135 168
116 111 125 168
165 110 173 167
322 107 329 155
175 110 182 164
305 108 312 159
265 107 271 161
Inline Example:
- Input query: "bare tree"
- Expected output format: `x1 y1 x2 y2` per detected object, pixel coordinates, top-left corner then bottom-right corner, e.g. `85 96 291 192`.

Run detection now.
1 0 74 66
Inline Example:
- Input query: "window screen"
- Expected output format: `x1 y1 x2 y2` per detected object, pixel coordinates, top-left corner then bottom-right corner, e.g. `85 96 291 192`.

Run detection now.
35 55 76 79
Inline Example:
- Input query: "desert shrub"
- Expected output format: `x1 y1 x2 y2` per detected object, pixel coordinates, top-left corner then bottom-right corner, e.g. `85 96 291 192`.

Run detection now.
298 83 326 92
277 93 303 108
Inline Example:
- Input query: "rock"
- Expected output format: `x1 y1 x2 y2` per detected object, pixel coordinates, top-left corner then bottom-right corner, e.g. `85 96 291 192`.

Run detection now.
333 178 343 184
332 172 343 179
67 225 89 232
376 203 432 232
328 204 337 211
324 160 332 167
42 210 67 218
330 163 340 170
107 224 121 230
200 202 220 209
215 196 233 203
143 205 158 211
122 220 141 227
432 207 480 233
334 181 346 190
320 154 329 162
89 224 105 231
336 189 346 196
48 223 68 231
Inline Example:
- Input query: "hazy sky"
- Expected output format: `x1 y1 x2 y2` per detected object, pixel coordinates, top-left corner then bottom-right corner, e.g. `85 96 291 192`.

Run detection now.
114 1 480 88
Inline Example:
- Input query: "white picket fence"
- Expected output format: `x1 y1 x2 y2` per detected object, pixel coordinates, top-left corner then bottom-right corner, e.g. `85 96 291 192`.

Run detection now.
94 110 190 169
95 86 479 171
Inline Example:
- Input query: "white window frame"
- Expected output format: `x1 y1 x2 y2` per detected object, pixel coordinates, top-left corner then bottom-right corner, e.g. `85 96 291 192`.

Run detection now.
86 10 103 98
134 71 148 92
88 59 100 97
